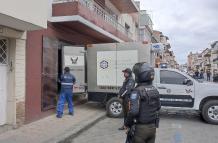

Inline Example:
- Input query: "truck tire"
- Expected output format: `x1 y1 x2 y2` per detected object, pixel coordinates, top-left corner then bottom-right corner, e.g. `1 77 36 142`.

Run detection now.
202 100 218 125
106 97 123 118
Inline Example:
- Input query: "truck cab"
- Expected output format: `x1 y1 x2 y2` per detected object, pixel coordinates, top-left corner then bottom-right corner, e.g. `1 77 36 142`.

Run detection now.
153 68 218 124
154 68 196 108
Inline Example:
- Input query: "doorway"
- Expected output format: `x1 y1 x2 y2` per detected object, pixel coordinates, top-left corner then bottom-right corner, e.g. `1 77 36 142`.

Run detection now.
0 37 8 125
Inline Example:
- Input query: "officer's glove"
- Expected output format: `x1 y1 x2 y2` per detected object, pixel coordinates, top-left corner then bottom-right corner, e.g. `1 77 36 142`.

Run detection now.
118 94 125 99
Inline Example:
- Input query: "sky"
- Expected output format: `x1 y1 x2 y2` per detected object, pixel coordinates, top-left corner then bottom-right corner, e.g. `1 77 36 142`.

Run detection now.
138 0 218 64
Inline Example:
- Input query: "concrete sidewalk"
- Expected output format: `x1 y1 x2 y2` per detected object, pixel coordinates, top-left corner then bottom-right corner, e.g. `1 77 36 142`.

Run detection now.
0 103 106 143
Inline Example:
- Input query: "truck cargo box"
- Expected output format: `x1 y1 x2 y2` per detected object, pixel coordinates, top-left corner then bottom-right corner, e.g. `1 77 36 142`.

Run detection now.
87 42 151 94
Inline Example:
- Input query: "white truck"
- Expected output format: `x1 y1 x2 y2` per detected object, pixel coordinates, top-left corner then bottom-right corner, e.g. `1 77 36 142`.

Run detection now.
154 68 218 125
64 42 218 125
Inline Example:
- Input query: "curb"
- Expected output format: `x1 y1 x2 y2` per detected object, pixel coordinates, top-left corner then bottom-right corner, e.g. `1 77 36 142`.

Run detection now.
47 113 106 143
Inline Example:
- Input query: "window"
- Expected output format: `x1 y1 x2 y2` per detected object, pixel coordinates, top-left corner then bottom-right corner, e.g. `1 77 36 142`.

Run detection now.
0 38 8 65
125 23 130 32
160 70 187 85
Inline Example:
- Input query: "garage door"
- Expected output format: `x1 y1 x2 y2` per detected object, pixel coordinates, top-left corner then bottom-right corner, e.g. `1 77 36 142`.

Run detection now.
0 38 8 125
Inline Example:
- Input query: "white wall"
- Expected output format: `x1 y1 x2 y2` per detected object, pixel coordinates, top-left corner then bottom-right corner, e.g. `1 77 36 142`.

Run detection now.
0 0 48 30
7 38 16 125
15 39 26 102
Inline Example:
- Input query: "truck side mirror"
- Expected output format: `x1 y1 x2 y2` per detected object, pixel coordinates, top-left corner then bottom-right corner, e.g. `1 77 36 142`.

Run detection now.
183 79 193 86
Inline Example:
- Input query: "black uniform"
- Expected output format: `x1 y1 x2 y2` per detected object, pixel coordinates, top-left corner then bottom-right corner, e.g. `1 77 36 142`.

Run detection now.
125 63 161 143
119 76 135 120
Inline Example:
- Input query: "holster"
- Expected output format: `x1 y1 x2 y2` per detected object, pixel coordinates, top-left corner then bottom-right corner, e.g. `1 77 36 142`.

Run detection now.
155 113 160 128
125 125 136 143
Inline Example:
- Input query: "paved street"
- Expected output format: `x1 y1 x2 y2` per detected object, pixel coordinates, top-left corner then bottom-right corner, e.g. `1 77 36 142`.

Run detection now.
72 110 218 143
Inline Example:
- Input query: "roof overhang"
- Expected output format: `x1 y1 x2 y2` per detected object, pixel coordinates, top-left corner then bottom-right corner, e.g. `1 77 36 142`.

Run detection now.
0 13 46 31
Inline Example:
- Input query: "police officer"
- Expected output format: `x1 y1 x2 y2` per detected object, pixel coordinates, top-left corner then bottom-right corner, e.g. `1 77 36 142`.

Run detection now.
125 63 161 143
57 67 76 118
118 68 135 130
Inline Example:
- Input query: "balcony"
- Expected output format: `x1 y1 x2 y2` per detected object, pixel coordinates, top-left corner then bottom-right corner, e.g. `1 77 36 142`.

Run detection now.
211 42 218 54
204 52 211 57
213 58 218 64
109 0 139 13
211 48 218 54
165 43 171 49
211 41 218 49
51 0 133 42
204 60 211 66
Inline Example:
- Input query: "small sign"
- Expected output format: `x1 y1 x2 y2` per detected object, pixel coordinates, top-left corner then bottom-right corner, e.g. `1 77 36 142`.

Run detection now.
151 43 164 53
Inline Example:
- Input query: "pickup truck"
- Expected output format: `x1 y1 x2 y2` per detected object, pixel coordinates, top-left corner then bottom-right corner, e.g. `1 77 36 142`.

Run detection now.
103 68 218 125
63 42 218 125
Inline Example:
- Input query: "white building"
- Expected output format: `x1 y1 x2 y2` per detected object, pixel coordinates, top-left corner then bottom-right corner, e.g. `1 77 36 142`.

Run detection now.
0 0 48 126
211 41 218 77
139 10 153 43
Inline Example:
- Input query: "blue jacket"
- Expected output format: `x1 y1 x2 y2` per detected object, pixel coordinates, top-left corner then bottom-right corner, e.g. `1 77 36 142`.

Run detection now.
60 72 76 90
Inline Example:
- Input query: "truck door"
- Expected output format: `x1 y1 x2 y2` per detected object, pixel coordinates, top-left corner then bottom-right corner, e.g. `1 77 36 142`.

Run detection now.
63 46 86 93
156 70 195 108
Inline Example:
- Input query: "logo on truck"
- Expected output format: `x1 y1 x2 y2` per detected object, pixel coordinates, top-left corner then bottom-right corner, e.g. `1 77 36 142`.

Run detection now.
185 89 192 94
71 57 79 64
100 60 109 69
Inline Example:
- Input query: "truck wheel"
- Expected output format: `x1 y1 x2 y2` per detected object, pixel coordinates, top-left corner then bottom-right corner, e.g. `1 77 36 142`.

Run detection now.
202 100 218 125
106 97 123 118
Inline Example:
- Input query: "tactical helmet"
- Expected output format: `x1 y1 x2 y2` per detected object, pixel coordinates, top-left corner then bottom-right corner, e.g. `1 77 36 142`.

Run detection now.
132 62 154 83
64 67 70 73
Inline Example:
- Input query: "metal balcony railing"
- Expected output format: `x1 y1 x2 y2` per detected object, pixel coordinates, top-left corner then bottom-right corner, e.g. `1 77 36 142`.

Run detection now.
213 57 218 63
53 0 133 39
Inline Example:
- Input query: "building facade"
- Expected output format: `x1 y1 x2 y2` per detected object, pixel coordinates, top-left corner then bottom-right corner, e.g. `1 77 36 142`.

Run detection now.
138 11 178 69
151 30 178 68
139 10 153 44
139 10 156 66
26 0 140 123
0 0 48 126
211 41 218 76
187 41 218 79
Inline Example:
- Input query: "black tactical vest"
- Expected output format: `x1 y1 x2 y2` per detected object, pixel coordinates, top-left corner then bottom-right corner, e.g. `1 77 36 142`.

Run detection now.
135 85 161 125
